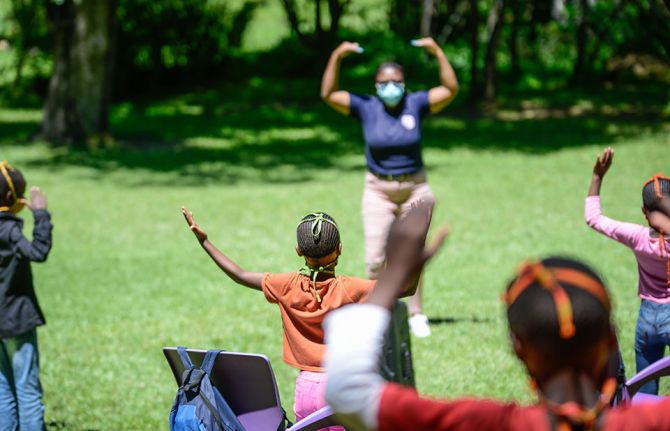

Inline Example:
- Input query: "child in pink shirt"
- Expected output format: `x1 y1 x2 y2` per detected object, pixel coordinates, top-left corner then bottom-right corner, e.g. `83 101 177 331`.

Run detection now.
585 147 670 394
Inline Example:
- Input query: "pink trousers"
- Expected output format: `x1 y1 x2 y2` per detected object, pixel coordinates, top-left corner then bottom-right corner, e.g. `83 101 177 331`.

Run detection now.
361 170 436 278
294 371 345 431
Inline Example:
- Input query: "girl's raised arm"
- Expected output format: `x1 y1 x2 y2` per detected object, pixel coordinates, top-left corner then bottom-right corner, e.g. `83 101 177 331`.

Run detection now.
412 37 459 114
588 147 614 197
182 207 263 291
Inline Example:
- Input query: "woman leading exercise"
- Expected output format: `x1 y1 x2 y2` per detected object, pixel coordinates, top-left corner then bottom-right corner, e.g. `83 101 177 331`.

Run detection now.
320 37 459 337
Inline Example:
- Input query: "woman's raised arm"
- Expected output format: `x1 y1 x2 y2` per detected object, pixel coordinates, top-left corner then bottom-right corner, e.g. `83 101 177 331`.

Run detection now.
321 41 362 116
413 37 459 114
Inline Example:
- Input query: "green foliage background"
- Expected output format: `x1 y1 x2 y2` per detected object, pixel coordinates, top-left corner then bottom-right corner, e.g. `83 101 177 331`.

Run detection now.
1 77 669 428
0 0 669 429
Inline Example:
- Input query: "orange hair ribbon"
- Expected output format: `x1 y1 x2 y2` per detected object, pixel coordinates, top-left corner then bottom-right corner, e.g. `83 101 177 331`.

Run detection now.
505 262 610 340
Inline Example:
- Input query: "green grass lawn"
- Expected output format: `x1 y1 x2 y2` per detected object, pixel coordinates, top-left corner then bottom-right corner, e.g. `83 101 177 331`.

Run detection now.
0 81 669 429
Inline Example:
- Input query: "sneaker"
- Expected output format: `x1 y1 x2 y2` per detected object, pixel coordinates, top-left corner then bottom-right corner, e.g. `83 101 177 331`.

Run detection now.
409 313 431 338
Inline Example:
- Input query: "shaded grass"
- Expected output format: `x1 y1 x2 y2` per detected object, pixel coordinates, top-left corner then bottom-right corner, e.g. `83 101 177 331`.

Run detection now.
0 82 668 429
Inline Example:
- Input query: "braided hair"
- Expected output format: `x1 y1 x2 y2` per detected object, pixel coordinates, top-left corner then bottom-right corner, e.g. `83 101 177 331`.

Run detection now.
505 257 611 369
296 212 340 258
0 161 25 201
642 174 670 212
505 258 618 431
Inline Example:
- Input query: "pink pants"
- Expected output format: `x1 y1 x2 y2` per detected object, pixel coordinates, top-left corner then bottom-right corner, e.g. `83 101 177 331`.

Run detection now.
361 170 436 278
294 371 345 431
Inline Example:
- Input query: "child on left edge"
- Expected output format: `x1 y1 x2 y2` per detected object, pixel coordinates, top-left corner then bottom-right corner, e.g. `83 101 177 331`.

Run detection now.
0 161 52 431
182 206 446 428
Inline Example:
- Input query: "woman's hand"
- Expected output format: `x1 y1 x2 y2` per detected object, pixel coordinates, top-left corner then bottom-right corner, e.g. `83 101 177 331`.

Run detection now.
411 37 440 56
182 206 208 243
593 147 614 179
335 41 363 59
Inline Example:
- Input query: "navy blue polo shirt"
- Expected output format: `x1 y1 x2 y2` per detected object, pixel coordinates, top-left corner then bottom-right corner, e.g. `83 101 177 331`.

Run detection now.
349 91 430 176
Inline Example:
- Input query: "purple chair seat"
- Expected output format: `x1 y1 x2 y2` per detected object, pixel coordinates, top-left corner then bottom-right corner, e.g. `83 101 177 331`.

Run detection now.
163 347 338 431
616 354 670 406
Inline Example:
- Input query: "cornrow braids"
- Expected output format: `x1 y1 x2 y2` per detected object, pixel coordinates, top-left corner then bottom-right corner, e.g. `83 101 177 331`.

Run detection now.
296 212 340 259
505 257 611 364
296 212 341 303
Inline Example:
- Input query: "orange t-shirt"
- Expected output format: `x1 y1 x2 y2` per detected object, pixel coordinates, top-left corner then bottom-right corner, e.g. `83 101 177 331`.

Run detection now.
262 272 375 372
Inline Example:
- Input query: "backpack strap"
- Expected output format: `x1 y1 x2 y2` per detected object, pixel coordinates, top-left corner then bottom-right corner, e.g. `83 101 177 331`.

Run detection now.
177 346 194 369
279 407 293 431
201 349 223 375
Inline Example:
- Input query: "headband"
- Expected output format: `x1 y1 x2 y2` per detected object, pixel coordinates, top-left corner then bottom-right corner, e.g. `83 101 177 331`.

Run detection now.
504 262 610 339
297 213 339 303
0 161 19 212
298 213 339 243
643 173 670 199
0 161 17 198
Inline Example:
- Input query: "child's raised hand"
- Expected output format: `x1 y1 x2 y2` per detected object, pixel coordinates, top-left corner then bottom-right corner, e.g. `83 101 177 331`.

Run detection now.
182 206 208 243
367 203 449 309
21 187 47 210
593 147 614 178
386 202 449 273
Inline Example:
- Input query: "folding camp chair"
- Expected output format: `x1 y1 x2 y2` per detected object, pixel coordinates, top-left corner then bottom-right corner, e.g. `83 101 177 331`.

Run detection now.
163 347 338 431
615 354 670 405
609 342 670 407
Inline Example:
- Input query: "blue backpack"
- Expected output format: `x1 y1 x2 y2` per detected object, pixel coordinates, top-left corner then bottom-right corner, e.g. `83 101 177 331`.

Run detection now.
169 347 246 431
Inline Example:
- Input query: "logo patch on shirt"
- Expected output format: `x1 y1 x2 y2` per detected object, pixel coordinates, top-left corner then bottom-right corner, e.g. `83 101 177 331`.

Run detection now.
401 114 416 130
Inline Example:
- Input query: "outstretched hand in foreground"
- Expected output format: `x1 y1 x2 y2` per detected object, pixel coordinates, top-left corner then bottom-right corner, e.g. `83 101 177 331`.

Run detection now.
366 202 449 310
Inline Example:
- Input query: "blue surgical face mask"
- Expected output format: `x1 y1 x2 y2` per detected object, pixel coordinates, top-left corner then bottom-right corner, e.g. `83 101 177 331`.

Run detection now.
376 81 405 107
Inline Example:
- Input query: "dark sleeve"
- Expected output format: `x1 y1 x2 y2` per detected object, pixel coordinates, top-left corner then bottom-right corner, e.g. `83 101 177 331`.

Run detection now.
412 90 431 119
10 210 53 262
348 93 367 120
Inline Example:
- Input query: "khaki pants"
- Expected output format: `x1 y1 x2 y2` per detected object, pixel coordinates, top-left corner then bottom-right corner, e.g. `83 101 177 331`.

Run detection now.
361 170 435 314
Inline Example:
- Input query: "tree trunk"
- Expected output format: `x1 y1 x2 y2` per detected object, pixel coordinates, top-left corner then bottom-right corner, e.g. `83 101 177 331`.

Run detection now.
326 0 348 38
467 0 481 102
10 0 38 88
41 0 80 143
41 0 117 145
484 0 504 100
315 0 323 37
509 0 521 77
435 0 462 44
571 0 589 81
420 0 435 37
280 0 303 38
